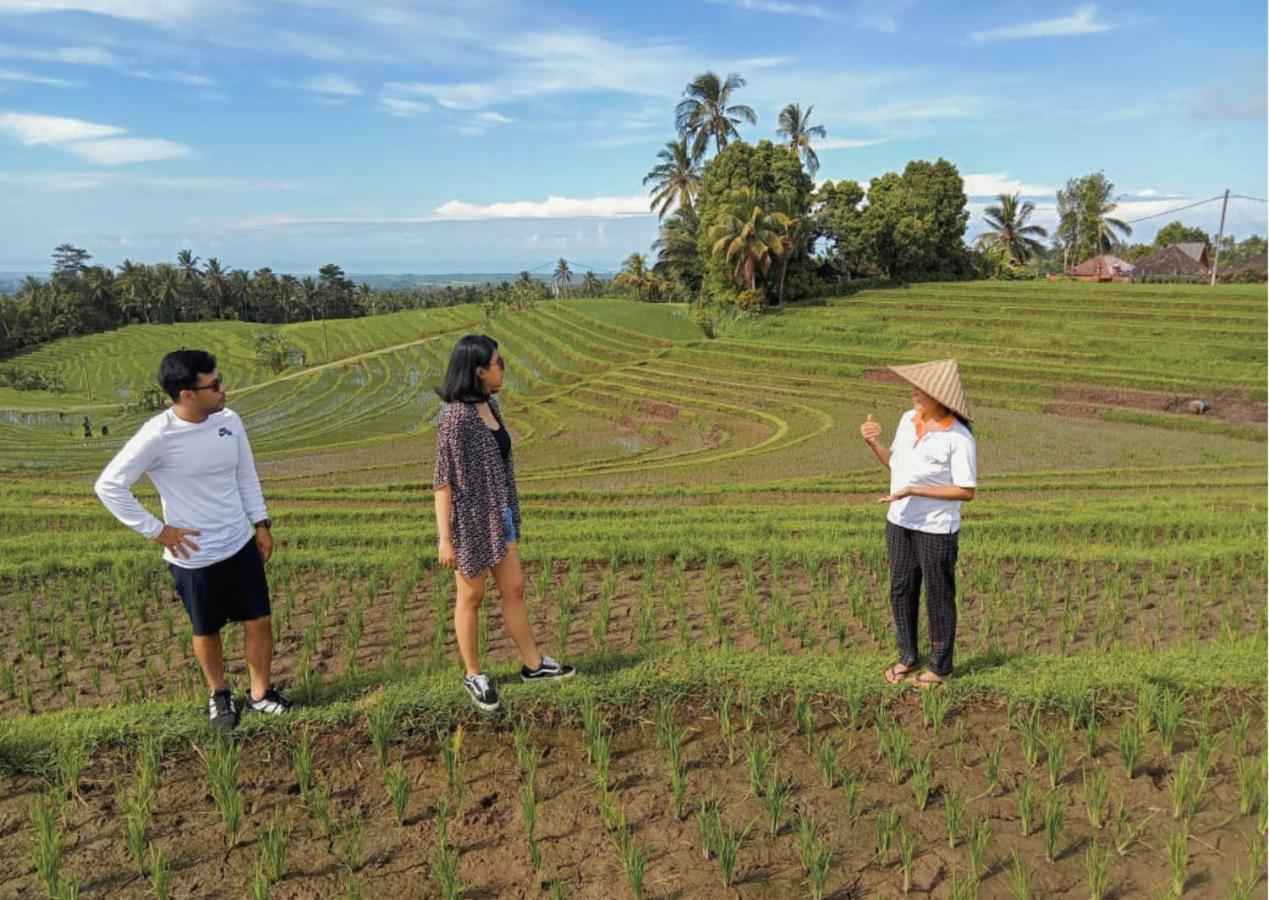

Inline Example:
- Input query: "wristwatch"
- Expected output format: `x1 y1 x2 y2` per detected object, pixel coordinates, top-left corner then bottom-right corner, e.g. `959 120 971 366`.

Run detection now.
254 519 272 529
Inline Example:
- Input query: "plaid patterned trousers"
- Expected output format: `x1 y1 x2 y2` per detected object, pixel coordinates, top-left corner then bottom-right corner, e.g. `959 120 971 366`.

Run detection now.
886 521 959 676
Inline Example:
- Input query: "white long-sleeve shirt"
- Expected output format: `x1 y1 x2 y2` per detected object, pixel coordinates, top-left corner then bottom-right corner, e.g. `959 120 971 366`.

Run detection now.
94 407 268 569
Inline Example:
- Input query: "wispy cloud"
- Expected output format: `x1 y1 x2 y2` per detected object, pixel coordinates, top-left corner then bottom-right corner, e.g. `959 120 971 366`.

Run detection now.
816 136 890 150
0 110 189 163
233 194 654 230
0 0 209 22
380 96 429 118
0 171 305 191
850 0 917 33
962 172 1056 198
0 67 77 86
0 42 119 65
967 4 1115 43
1186 80 1267 121
705 0 835 21
0 110 120 143
64 136 189 163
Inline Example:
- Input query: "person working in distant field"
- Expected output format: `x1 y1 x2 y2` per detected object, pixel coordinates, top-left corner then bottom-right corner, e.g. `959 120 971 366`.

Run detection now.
433 334 575 712
860 359 977 689
95 350 291 731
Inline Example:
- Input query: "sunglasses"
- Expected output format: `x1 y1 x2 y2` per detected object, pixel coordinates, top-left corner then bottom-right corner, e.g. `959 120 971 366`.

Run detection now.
187 376 224 393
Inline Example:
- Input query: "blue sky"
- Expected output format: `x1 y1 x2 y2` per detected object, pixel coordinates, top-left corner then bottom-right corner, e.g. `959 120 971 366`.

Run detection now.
0 0 1265 273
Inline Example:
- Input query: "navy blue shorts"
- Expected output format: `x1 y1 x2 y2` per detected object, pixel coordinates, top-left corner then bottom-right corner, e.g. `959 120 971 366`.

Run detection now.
169 537 271 636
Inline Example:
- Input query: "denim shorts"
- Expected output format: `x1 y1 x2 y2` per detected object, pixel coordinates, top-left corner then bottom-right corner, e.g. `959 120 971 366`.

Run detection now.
502 506 518 543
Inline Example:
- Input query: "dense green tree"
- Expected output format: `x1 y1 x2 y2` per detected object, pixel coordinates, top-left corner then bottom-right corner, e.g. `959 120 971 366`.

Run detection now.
694 139 815 302
859 159 970 279
813 179 868 276
1056 172 1131 264
1153 221 1210 248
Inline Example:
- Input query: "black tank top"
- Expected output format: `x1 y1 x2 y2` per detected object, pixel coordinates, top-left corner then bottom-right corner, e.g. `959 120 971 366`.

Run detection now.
490 423 511 461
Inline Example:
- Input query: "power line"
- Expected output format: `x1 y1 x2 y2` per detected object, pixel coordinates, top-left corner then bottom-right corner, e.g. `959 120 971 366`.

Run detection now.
1120 194 1225 225
1231 194 1267 204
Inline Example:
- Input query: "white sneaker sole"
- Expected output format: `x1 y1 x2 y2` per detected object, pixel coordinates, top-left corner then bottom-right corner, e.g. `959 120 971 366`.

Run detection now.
521 668 576 683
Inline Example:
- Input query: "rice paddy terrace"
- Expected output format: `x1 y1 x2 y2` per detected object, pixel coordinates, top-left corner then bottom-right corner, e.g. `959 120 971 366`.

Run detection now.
0 281 1264 899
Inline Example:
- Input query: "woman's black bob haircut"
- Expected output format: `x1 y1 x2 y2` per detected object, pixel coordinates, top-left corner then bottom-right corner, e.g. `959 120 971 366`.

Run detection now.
436 334 500 404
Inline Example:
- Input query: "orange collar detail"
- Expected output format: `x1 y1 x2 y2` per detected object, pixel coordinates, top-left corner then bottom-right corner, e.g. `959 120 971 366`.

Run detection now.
914 413 954 445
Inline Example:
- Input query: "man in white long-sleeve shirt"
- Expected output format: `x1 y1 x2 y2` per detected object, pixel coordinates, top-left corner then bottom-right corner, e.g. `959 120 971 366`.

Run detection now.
95 349 292 731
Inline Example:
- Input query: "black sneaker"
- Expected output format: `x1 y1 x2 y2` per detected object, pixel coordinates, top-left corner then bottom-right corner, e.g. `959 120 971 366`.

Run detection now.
208 688 239 732
463 672 499 712
245 687 293 715
521 655 576 683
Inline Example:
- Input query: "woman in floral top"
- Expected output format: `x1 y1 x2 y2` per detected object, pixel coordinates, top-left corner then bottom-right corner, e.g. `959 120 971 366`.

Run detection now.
434 335 575 711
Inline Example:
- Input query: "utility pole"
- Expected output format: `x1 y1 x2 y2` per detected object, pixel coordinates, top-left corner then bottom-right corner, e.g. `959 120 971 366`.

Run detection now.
1209 188 1230 286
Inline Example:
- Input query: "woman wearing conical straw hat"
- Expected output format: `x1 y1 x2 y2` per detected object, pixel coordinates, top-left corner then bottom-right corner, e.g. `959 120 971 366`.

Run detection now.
860 359 977 689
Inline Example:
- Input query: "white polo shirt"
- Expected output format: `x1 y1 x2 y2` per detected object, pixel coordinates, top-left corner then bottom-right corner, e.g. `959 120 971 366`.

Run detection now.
886 409 977 534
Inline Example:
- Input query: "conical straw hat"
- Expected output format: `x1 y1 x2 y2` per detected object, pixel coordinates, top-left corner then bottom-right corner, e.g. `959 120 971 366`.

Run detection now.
887 359 972 422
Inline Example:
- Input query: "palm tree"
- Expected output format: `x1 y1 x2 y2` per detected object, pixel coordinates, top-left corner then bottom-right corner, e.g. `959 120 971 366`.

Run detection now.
553 258 572 298
203 257 228 320
708 188 786 293
116 260 151 323
153 264 181 325
976 193 1049 264
675 71 757 161
643 140 702 219
652 205 702 296
581 271 603 297
771 209 810 306
615 252 655 300
775 103 827 175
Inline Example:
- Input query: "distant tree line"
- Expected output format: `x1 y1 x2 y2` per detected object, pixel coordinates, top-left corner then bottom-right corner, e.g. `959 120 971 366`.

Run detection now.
0 246 609 356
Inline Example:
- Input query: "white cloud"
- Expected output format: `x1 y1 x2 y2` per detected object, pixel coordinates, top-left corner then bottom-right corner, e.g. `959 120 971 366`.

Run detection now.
705 0 835 21
300 74 361 97
816 136 889 150
0 43 119 65
0 0 207 22
380 96 429 117
0 110 189 164
0 67 76 86
431 195 650 221
0 171 305 191
63 136 190 164
962 172 1057 198
133 69 216 86
232 194 655 231
968 4 1114 43
851 0 917 33
0 110 121 143
455 109 515 135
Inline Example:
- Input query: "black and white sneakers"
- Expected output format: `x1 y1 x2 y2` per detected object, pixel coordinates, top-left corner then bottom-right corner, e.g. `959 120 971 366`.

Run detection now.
208 686 293 730
245 687 294 716
463 672 500 712
522 655 576 683
208 688 239 733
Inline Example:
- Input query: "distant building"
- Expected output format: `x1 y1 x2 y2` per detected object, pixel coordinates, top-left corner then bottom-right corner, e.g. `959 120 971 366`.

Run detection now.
1067 254 1135 282
1220 251 1268 282
1133 244 1211 279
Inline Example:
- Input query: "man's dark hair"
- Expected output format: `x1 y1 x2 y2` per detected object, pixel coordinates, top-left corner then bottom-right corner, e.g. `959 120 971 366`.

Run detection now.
436 334 498 404
158 349 217 402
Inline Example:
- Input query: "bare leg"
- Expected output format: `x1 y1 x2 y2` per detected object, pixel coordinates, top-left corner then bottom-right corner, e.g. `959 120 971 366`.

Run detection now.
191 632 226 692
242 616 273 701
492 543 543 670
454 570 487 676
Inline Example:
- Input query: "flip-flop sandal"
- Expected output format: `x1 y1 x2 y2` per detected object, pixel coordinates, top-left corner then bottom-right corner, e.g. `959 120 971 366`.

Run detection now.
909 670 947 690
884 663 914 685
